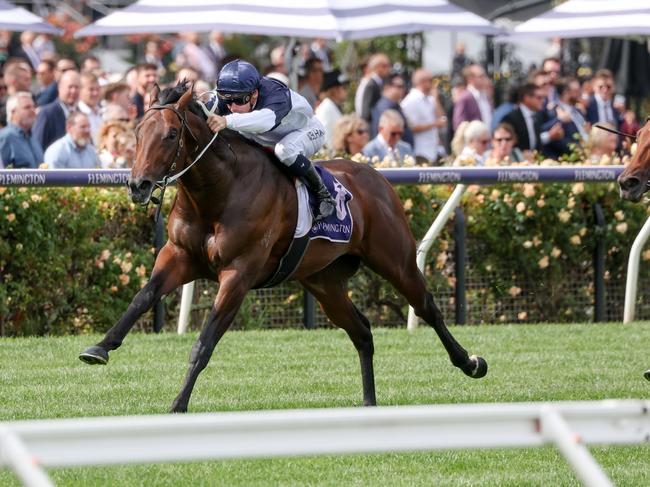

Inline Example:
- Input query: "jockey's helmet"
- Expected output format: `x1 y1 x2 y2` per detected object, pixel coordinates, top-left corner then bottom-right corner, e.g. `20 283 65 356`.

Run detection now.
216 60 260 104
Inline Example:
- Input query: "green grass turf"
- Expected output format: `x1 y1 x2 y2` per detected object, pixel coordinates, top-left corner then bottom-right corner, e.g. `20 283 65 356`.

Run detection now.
1 322 649 486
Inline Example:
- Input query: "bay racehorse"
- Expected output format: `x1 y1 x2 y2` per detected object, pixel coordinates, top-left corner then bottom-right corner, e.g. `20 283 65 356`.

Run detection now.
79 83 487 412
618 116 650 381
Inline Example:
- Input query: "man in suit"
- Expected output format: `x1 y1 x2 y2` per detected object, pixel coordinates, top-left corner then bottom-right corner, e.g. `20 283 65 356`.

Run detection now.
586 69 623 129
362 109 413 166
357 53 390 123
452 63 492 130
502 82 564 153
370 73 413 146
35 59 57 106
32 69 80 152
544 77 589 159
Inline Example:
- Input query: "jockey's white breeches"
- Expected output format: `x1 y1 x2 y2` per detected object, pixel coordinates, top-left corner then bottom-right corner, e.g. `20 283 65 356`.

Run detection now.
274 117 325 165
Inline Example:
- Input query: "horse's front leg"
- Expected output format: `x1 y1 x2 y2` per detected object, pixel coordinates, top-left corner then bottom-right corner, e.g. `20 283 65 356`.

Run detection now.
170 269 250 413
79 243 196 365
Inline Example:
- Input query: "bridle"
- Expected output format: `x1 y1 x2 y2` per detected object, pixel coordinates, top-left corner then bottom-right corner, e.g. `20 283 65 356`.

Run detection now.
140 102 219 220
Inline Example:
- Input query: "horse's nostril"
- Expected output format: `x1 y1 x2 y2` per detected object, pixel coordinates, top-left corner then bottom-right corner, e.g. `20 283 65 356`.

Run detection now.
138 180 153 193
619 176 641 191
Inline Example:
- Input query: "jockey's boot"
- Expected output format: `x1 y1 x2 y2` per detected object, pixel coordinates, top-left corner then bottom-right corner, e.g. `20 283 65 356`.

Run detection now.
290 154 335 221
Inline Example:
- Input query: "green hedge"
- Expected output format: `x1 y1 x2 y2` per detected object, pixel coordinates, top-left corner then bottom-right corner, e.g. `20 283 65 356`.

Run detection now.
1 181 648 336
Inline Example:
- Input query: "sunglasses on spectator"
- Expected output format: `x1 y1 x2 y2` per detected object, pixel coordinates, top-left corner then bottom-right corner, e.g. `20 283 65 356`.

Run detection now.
493 137 513 143
355 128 368 135
218 92 252 106
478 139 490 145
388 131 403 138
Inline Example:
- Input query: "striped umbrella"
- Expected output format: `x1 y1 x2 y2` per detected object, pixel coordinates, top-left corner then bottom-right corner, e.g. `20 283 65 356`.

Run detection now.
0 0 62 34
505 0 650 39
74 0 501 39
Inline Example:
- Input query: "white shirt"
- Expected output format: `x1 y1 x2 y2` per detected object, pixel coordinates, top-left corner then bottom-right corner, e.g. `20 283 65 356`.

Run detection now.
354 76 369 116
468 84 492 129
78 101 103 145
595 93 614 124
315 97 342 148
400 88 441 160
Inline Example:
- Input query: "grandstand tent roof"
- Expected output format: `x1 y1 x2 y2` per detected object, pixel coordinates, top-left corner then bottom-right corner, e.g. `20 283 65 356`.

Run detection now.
0 0 62 34
505 0 650 39
74 0 501 39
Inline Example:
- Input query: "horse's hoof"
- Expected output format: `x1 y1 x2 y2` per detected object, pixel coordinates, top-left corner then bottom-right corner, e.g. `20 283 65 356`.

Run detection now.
79 346 109 365
644 369 650 381
468 354 488 378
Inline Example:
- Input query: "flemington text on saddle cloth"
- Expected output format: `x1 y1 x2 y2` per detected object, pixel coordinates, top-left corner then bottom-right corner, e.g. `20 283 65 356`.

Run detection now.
294 166 354 244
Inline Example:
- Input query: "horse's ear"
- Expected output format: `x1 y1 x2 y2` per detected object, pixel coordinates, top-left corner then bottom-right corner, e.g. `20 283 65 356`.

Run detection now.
150 83 161 105
176 82 194 111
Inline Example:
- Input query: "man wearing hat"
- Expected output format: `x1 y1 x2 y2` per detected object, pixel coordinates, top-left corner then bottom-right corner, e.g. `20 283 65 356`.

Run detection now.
315 69 349 149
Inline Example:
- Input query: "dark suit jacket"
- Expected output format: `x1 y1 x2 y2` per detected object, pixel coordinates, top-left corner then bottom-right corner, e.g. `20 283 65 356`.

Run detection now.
35 82 58 107
585 95 622 128
370 97 414 146
502 107 541 152
542 106 584 159
452 90 482 130
360 77 382 123
32 100 66 152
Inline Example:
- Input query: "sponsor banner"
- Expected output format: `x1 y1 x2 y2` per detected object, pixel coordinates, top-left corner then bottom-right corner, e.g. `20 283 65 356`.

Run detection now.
0 169 131 187
379 166 624 184
0 166 624 188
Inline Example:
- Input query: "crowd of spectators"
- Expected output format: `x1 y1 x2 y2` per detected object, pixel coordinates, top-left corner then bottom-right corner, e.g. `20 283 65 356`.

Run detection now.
0 29 639 170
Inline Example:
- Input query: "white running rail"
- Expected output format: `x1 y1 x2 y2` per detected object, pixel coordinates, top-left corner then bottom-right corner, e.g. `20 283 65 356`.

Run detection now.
2 400 649 487
624 215 650 323
407 184 467 331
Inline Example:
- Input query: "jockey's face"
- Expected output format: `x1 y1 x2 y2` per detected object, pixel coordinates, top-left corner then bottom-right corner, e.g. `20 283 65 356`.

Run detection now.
228 90 258 114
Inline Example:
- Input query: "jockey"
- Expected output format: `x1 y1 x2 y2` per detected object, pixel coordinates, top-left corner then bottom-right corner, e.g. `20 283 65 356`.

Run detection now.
205 59 335 221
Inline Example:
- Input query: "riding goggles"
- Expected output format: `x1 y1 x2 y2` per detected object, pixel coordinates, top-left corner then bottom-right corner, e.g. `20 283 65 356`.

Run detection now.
217 91 252 106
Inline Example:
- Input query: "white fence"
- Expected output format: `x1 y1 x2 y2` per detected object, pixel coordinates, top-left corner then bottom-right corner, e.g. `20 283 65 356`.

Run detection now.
2 400 650 487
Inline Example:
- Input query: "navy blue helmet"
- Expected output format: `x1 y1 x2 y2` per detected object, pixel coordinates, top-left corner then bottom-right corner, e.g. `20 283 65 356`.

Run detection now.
216 59 261 105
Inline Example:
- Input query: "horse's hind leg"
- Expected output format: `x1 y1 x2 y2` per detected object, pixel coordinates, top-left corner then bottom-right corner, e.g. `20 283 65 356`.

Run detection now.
301 256 376 406
79 244 196 365
364 242 487 379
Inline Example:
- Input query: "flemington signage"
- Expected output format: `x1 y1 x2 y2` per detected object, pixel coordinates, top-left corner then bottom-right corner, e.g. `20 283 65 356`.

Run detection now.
417 171 462 183
86 171 130 185
0 172 47 185
0 166 625 187
0 170 130 187
496 170 539 182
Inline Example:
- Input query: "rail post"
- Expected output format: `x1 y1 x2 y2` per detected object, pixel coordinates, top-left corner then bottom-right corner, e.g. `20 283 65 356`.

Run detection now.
592 203 606 322
454 207 467 325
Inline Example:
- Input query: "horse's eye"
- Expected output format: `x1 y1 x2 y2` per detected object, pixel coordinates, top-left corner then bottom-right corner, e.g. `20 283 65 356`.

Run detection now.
165 128 178 140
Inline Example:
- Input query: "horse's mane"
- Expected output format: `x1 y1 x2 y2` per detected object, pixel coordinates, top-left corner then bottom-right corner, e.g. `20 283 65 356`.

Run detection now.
158 81 207 121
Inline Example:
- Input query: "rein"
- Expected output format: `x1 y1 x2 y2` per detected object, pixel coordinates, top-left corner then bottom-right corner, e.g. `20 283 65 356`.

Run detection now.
594 123 637 141
143 101 219 221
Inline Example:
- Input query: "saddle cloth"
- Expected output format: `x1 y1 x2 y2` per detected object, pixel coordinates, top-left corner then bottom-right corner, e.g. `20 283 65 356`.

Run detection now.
257 166 353 289
296 166 354 243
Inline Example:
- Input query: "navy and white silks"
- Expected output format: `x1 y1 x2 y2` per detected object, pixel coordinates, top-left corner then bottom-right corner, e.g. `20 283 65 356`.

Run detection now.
206 77 325 165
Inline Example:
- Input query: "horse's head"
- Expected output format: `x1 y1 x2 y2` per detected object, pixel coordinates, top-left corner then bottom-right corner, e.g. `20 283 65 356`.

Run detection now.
618 117 650 202
128 82 198 204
